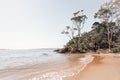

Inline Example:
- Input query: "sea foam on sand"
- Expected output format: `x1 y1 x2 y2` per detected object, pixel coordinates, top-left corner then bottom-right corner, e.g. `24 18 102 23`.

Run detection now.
28 55 94 80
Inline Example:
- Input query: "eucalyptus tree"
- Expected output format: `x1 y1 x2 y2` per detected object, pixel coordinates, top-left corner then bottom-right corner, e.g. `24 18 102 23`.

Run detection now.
61 25 78 50
71 10 87 38
114 0 120 25
71 10 87 50
94 0 120 52
61 26 77 40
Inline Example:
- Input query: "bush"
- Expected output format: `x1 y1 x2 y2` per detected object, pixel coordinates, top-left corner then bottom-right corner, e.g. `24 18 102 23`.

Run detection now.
112 47 120 53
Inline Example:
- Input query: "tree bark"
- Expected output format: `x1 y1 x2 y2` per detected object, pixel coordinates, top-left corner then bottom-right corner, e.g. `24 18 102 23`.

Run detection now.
106 22 111 52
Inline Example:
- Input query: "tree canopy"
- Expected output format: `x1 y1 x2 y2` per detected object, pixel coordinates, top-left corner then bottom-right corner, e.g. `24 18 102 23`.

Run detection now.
58 0 120 53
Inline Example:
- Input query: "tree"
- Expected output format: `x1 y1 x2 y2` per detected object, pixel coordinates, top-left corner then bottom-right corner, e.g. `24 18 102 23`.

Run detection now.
62 10 87 51
94 0 120 52
114 0 120 25
71 10 87 50
61 26 77 39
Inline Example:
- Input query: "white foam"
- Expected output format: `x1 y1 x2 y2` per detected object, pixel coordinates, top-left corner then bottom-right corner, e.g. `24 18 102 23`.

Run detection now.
29 55 94 80
28 72 62 80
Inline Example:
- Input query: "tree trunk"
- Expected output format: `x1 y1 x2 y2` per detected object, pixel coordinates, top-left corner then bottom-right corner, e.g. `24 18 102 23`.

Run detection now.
107 22 111 53
77 24 81 50
108 27 111 52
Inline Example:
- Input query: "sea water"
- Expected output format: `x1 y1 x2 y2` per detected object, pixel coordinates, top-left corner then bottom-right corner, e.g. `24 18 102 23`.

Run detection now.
0 49 94 80
0 48 67 70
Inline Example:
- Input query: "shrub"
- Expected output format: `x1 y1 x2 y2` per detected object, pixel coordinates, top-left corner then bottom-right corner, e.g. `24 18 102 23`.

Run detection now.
112 47 120 53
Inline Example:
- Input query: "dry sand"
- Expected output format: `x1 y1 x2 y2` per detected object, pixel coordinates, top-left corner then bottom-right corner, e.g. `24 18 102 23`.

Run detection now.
64 54 120 80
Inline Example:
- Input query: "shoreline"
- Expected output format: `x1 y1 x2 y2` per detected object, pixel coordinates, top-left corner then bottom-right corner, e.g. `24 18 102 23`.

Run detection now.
0 53 120 80
63 53 120 80
25 54 93 80
0 54 93 80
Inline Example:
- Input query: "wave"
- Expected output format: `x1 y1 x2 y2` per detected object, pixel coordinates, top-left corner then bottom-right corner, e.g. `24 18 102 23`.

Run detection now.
28 55 94 80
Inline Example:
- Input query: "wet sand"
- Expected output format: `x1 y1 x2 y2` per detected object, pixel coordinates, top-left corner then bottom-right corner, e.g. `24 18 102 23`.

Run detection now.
0 54 85 80
64 54 120 80
0 54 120 80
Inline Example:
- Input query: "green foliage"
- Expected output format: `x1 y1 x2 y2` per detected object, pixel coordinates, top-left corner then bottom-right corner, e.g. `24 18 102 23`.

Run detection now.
61 0 120 53
112 47 120 53
65 21 120 53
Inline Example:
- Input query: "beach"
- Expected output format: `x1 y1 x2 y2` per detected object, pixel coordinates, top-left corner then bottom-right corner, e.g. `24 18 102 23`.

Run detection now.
0 49 120 80
0 49 91 80
64 54 120 80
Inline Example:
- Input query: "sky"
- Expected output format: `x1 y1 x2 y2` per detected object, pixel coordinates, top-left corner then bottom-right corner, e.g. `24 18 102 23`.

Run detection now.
0 0 110 49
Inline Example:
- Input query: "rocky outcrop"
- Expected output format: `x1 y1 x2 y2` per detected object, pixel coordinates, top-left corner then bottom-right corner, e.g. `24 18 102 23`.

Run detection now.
54 48 69 53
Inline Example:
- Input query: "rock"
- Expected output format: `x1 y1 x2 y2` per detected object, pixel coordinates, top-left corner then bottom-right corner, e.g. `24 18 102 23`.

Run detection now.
54 48 69 53
43 53 48 56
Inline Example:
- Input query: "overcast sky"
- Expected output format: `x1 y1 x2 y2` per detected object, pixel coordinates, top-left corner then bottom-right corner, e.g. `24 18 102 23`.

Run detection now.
0 0 110 49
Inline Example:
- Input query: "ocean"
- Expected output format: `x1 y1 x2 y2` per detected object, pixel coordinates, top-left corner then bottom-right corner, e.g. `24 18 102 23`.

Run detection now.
0 49 93 80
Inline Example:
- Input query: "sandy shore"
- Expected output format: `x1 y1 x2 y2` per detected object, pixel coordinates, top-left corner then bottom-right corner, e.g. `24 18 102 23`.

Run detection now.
0 54 120 80
64 54 120 80
0 54 85 80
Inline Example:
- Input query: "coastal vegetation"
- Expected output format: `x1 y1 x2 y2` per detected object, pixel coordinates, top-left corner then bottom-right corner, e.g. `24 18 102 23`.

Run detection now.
56 0 120 53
